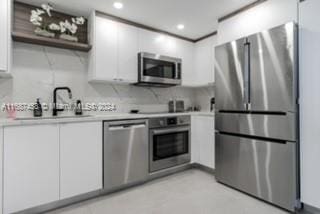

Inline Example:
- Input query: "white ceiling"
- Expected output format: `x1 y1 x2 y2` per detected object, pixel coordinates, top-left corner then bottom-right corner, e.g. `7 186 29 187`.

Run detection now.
22 0 257 39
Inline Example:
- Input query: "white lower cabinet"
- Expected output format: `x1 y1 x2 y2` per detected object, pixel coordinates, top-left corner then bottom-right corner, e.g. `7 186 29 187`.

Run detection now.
0 127 3 214
3 124 60 214
191 115 215 169
59 122 103 199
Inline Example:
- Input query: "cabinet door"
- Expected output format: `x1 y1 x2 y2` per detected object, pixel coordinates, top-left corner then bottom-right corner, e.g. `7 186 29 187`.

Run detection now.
194 36 215 86
118 22 139 83
191 116 200 163
0 0 8 72
94 15 118 81
199 116 215 169
0 127 3 214
192 116 215 168
176 39 195 87
138 29 177 57
300 0 320 209
60 122 103 199
3 125 59 214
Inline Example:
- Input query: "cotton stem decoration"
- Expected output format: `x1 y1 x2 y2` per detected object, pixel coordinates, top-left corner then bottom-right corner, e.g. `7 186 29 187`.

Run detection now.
30 3 85 42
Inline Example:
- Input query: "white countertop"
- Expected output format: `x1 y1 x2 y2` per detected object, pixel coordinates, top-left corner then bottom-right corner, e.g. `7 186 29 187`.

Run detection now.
0 112 215 127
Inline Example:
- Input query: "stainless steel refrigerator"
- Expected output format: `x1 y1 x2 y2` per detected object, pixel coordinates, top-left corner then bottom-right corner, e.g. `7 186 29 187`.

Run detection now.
214 22 299 212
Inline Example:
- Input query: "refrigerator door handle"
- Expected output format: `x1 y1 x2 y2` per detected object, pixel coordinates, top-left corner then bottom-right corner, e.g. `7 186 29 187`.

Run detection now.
244 41 251 109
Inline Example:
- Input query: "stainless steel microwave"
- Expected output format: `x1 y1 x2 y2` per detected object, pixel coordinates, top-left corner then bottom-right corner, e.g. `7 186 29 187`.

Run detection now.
134 52 182 87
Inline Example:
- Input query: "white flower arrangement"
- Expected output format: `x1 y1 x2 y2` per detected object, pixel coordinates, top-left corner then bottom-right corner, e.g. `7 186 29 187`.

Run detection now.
60 20 78 35
29 3 86 42
30 9 45 26
41 3 53 17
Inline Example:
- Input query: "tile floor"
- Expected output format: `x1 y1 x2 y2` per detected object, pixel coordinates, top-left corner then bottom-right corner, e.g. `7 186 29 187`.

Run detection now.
47 169 289 214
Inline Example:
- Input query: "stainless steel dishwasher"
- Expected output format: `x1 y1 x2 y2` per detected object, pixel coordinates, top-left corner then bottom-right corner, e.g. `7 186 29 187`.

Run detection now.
103 119 148 191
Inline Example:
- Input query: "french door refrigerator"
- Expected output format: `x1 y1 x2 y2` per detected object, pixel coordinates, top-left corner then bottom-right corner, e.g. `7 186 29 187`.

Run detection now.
215 22 299 212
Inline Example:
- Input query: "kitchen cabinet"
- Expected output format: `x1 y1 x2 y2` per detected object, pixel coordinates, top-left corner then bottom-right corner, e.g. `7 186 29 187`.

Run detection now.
191 115 215 169
89 11 217 87
89 12 138 83
118 22 139 83
60 122 103 199
299 0 320 209
3 124 60 214
0 127 3 214
138 29 177 57
89 13 118 82
175 39 195 87
0 0 10 75
193 36 216 86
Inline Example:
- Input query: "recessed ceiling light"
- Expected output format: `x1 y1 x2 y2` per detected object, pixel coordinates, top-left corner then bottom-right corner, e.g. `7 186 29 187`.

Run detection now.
113 2 123 9
177 24 185 30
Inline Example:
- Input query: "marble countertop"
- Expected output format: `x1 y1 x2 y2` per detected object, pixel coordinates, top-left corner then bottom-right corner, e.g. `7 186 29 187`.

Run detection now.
0 112 215 127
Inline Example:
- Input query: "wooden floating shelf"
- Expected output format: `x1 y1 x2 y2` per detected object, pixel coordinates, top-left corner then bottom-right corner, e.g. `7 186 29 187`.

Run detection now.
13 1 91 52
12 31 92 52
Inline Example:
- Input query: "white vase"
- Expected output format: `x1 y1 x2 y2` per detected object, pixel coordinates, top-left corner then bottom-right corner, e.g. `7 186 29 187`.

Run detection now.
34 27 55 38
59 34 78 42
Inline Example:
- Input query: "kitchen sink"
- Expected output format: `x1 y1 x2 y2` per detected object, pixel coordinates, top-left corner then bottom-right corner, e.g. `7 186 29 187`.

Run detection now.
14 115 93 121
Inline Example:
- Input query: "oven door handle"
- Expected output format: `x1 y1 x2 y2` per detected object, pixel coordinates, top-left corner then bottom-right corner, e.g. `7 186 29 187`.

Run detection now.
151 126 190 135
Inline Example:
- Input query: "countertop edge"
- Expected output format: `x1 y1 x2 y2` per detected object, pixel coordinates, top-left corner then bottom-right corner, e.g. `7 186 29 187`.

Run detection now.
0 112 215 127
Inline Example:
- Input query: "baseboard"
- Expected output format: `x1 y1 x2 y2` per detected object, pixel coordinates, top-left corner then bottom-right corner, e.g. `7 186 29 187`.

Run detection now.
191 163 215 174
302 204 320 214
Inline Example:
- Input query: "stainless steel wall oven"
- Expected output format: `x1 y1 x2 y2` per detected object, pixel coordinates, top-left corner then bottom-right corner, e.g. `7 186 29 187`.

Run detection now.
149 116 191 172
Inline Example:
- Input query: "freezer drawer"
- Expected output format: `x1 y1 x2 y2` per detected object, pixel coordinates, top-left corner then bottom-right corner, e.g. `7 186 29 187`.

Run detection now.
215 133 297 211
216 112 296 141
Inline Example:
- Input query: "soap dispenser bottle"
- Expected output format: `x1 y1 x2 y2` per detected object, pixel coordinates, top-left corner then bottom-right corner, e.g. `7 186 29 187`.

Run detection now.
34 98 43 117
75 100 83 115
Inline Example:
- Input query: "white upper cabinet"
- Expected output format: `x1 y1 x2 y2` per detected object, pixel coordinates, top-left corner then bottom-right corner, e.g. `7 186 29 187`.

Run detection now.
0 0 10 74
138 29 177 57
89 12 139 83
90 13 118 82
89 11 215 87
3 125 60 214
193 36 216 86
60 122 103 199
118 22 139 83
175 39 195 87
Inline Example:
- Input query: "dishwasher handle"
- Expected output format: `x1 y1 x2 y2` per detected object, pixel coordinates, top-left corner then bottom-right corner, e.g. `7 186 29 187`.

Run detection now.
108 123 146 131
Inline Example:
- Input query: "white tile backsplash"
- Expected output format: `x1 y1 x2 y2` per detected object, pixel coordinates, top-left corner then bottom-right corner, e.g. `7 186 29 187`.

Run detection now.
0 42 214 118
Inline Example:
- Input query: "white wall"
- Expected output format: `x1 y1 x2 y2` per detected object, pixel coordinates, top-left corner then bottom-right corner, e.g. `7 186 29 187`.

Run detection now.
217 0 298 44
299 0 320 209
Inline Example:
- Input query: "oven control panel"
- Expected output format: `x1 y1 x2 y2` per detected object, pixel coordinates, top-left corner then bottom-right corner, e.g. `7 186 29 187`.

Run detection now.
167 117 177 125
149 115 191 128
